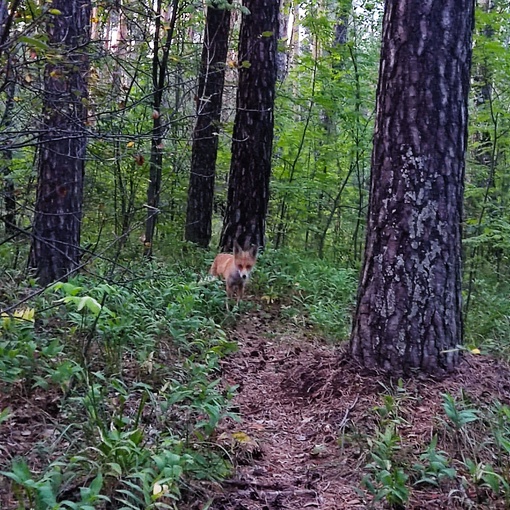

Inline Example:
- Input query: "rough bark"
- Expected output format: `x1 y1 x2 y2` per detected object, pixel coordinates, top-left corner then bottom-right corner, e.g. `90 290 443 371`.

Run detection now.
29 0 91 285
185 1 231 248
350 0 474 376
219 0 279 251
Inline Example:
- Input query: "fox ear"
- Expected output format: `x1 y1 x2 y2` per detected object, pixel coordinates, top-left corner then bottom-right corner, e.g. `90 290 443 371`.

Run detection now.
249 244 258 258
233 240 242 254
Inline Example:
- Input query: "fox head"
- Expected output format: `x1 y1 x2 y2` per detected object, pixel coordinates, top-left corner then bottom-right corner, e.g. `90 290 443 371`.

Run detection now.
233 241 258 280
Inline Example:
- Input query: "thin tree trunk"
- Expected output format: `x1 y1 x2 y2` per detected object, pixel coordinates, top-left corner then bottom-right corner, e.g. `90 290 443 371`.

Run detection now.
1 69 16 235
1 2 19 236
185 1 231 248
144 0 179 257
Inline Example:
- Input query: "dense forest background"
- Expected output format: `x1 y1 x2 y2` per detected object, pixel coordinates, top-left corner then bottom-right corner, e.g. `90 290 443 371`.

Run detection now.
1 0 510 508
1 1 508 281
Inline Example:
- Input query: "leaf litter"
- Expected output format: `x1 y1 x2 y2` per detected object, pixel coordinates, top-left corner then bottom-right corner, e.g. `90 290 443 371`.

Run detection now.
206 305 510 510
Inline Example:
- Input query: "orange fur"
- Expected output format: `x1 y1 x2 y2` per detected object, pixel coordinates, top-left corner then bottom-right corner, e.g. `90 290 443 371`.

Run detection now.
210 241 258 305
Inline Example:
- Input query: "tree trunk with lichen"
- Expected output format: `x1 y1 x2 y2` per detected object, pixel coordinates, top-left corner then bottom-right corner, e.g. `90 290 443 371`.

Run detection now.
350 0 474 376
29 0 91 285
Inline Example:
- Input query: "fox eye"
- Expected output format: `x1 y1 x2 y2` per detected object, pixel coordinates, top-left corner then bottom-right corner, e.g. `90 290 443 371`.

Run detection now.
245 265 252 270
237 264 243 270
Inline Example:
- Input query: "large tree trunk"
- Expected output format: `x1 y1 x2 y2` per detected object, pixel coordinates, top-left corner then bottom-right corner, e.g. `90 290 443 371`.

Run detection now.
29 0 91 285
350 0 474 376
185 1 231 248
219 0 279 251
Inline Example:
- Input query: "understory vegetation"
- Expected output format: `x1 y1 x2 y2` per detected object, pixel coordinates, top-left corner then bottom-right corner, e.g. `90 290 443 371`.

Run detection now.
1 247 509 509
359 385 510 509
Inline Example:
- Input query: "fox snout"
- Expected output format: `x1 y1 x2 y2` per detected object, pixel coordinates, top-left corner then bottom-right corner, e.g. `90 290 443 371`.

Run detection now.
238 269 250 280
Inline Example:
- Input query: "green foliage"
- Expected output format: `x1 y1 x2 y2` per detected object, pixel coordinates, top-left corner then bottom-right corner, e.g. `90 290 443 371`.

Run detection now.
441 393 479 431
464 277 510 358
1 0 510 506
0 459 109 510
362 425 410 509
464 1 510 335
0 261 236 508
0 307 74 390
373 392 408 427
162 364 239 439
266 3 379 260
412 437 456 487
0 307 37 385
357 386 510 507
255 249 357 339
464 458 510 498
357 388 510 507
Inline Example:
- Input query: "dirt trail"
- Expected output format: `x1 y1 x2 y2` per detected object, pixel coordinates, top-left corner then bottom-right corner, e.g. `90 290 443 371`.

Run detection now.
209 306 510 510
211 308 369 510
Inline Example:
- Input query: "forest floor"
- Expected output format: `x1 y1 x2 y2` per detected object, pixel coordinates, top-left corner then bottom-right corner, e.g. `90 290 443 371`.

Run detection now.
2 301 510 509
206 304 510 510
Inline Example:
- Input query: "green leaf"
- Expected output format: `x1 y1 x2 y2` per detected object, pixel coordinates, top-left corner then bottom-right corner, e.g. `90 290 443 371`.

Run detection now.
0 407 13 425
49 281 83 296
19 35 49 51
89 472 104 495
11 458 32 483
107 462 122 476
38 484 58 507
77 296 102 314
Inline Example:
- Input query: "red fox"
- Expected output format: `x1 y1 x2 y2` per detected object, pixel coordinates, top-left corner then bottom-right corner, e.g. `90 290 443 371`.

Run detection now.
210 241 258 306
